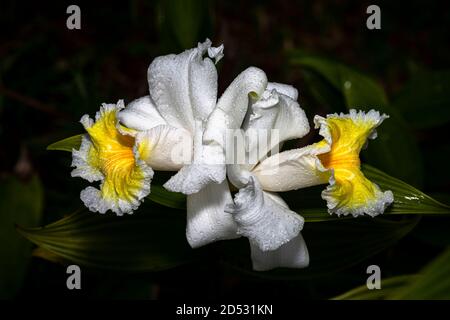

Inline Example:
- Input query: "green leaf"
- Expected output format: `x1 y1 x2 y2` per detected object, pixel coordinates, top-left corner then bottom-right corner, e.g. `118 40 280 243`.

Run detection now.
287 165 450 223
222 216 419 280
363 164 450 215
47 134 83 152
148 185 186 210
290 52 387 107
300 69 345 113
389 248 450 299
333 248 450 299
289 52 423 187
0 175 43 298
332 275 418 300
158 0 210 50
18 208 193 272
393 70 450 129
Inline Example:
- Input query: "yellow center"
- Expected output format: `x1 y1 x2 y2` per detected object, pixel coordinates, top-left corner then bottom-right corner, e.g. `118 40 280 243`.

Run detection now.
85 109 149 203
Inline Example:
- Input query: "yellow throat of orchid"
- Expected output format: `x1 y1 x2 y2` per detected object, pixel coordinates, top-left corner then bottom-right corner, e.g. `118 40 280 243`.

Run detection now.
315 110 393 216
71 102 153 215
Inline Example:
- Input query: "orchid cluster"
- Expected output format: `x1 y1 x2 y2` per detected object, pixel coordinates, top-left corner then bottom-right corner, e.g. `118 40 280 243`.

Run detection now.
71 40 394 271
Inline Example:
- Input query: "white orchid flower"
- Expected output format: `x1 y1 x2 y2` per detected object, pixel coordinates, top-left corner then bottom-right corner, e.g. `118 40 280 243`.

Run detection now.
119 40 268 249
72 39 269 252
253 109 394 217
224 84 311 271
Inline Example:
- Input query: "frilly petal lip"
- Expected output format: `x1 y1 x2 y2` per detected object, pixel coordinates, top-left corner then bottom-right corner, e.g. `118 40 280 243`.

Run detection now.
71 101 153 216
322 180 394 217
313 109 390 147
79 155 153 216
225 175 304 251
71 134 104 183
314 109 394 217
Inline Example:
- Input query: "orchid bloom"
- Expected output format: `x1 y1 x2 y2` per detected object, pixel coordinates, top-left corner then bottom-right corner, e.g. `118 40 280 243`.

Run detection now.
253 109 394 217
222 84 311 271
71 39 223 215
133 42 271 249
70 39 268 255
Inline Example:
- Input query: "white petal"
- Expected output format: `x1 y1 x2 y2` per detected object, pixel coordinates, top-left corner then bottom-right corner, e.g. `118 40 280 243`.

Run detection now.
225 176 304 251
163 145 225 194
136 125 193 171
148 39 218 132
207 44 224 64
206 67 267 137
267 82 298 100
117 96 166 131
250 232 309 271
245 190 310 271
186 180 239 248
164 120 226 194
252 143 331 192
226 164 251 189
243 88 310 167
216 66 267 118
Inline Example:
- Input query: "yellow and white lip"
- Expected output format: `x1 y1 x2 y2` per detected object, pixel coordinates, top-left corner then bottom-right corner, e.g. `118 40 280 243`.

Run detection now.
71 101 153 215
254 109 394 217
314 110 394 217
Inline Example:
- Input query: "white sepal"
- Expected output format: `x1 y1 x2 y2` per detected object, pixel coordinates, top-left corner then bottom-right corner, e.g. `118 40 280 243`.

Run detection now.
186 180 239 248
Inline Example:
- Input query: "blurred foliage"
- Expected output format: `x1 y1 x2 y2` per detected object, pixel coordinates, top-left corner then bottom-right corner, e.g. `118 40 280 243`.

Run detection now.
18 206 193 272
333 247 450 299
0 176 43 298
392 70 450 129
157 0 212 51
332 275 418 300
1 0 450 299
18 202 419 279
389 247 450 299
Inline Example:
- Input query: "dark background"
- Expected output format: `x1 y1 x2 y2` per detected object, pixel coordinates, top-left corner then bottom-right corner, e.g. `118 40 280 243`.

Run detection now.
1 0 449 299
